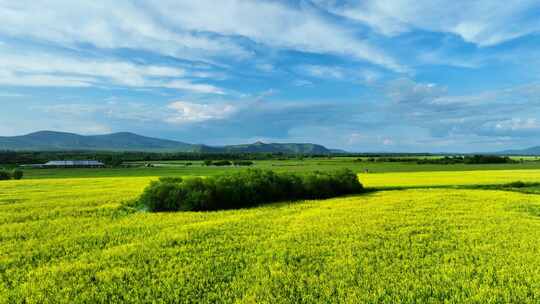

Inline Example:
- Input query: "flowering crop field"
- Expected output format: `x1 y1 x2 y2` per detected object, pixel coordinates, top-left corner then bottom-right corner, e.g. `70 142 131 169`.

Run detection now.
361 169 540 188
2 171 540 302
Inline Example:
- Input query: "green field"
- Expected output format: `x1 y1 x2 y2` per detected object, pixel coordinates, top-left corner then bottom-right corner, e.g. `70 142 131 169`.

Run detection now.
3 165 540 302
13 157 540 179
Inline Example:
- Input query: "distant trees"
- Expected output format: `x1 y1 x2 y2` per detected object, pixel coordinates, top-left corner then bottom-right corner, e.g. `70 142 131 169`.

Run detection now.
0 151 324 166
11 169 23 180
100 155 124 167
416 155 516 165
362 155 517 165
138 169 364 212
204 160 250 166
463 155 515 164
212 160 232 166
0 170 10 180
0 169 23 180
232 160 253 166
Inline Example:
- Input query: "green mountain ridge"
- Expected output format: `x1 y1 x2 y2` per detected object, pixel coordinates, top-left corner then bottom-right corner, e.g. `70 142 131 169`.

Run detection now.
497 146 540 156
0 131 334 154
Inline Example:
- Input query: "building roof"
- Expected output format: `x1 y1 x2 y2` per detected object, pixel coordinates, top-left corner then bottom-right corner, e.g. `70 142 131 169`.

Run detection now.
44 160 104 166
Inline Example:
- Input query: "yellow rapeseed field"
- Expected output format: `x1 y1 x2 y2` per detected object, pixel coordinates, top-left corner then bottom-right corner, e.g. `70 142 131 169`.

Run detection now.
361 169 540 188
2 172 540 302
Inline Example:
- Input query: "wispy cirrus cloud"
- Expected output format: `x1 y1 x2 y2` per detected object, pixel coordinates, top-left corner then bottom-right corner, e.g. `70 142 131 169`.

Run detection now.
296 64 382 84
315 0 540 46
0 51 225 94
0 1 249 61
0 0 404 72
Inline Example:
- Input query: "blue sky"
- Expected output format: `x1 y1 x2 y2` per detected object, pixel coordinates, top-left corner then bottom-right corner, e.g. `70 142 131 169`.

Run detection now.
1 0 540 152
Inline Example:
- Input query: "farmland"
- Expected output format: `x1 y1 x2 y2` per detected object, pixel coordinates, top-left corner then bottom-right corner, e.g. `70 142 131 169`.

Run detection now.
2 160 540 302
13 157 540 180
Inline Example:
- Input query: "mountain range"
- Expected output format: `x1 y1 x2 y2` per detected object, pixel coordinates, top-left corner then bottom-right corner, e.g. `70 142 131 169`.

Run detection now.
0 131 335 154
496 146 540 156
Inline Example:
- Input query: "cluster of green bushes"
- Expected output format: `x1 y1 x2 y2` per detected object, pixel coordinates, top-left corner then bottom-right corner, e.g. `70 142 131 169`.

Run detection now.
365 157 420 163
204 160 232 166
0 169 23 180
232 160 254 166
138 169 363 212
203 160 254 166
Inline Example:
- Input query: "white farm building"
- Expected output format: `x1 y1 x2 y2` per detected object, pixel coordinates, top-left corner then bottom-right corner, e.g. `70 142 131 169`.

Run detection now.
23 160 105 168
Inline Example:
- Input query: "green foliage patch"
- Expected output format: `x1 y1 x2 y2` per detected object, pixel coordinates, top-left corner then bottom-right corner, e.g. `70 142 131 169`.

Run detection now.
0 170 10 180
139 169 364 212
0 169 23 181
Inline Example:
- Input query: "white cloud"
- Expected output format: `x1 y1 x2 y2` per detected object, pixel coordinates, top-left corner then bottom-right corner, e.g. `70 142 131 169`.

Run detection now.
0 70 94 87
386 78 447 105
492 118 540 132
255 63 275 73
152 0 403 71
0 51 224 93
0 0 403 71
163 80 225 95
299 65 346 80
417 51 481 69
297 64 382 84
495 118 540 130
0 0 249 61
383 79 540 139
166 101 238 124
317 0 540 46
37 99 242 126
293 79 314 87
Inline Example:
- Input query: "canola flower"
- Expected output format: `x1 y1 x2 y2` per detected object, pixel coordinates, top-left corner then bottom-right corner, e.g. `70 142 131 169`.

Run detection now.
361 169 540 188
1 172 540 302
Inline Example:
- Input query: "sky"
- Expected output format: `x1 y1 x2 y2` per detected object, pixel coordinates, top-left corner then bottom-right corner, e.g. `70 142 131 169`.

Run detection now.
1 0 540 152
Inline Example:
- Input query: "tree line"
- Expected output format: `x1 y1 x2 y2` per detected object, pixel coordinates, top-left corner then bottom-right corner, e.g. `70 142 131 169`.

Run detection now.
0 151 326 166
357 155 517 164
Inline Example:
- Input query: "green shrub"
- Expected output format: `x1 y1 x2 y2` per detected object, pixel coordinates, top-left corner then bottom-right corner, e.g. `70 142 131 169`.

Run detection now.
204 160 233 166
138 179 184 212
506 181 527 188
158 176 183 184
139 169 363 212
0 170 11 180
11 169 23 180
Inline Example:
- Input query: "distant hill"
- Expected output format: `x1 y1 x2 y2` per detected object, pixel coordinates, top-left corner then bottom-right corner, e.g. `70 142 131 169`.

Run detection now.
0 131 197 152
497 146 540 156
217 141 331 154
0 131 335 154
